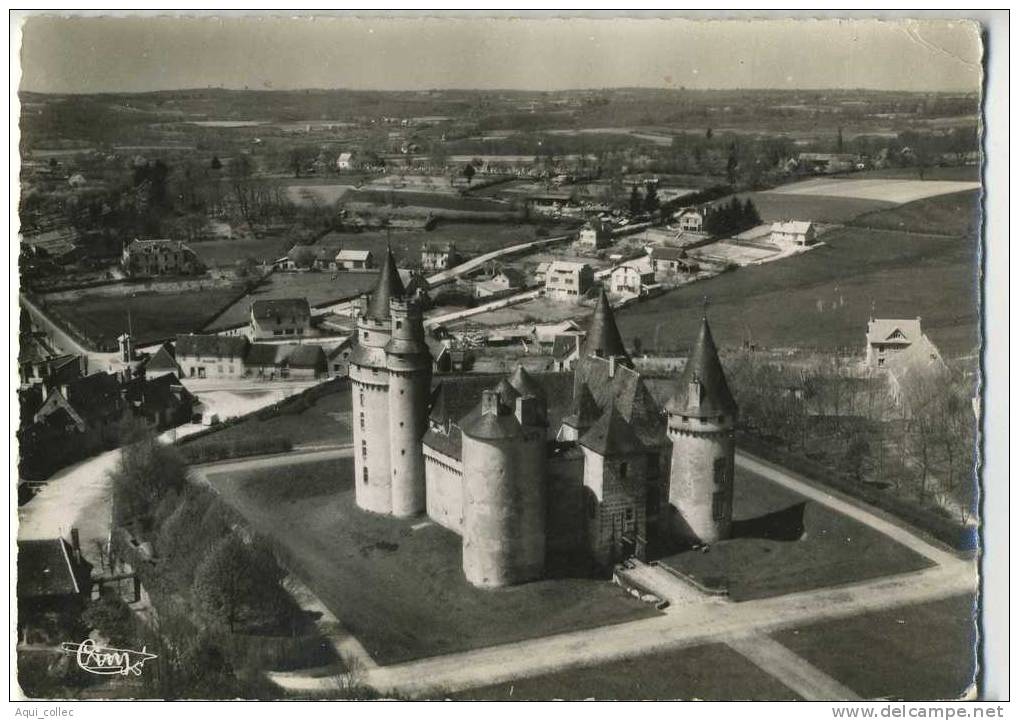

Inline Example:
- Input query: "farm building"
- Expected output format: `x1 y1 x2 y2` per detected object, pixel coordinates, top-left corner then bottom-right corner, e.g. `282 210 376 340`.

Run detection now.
246 343 328 380
249 298 311 340
770 221 817 247
336 249 375 270
121 238 203 278
19 228 81 264
650 247 700 281
545 261 594 302
577 220 612 250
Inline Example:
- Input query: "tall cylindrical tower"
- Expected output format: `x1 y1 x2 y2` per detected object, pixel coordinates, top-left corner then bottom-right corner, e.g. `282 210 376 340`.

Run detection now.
462 389 547 588
386 297 433 517
666 317 738 545
350 248 405 515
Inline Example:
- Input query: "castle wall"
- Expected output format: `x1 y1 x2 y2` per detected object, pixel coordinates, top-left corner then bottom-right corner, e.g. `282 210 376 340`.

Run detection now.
581 448 648 569
667 418 735 544
424 446 464 534
546 454 585 561
462 432 546 588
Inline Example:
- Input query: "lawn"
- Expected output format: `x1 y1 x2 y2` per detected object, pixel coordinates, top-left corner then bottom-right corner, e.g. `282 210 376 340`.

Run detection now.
206 458 659 665
204 271 379 330
190 235 293 267
617 222 980 358
182 383 351 452
656 466 932 601
848 189 981 237
765 178 980 205
774 594 977 700
46 284 246 347
447 642 799 700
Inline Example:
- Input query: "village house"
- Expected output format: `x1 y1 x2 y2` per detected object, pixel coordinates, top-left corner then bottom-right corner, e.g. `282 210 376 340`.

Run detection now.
475 267 527 298
140 341 182 378
175 334 250 380
335 249 375 270
650 246 700 281
18 334 87 389
545 260 594 302
865 317 929 369
249 298 311 340
577 220 612 250
17 532 92 644
421 243 462 272
865 317 947 406
121 373 196 431
610 262 655 298
246 343 328 380
121 238 202 277
675 207 705 232
770 221 817 247
336 152 354 170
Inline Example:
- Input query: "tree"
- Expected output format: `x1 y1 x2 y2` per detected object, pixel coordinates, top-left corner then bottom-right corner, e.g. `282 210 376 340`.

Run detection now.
643 183 660 214
193 534 286 633
290 246 315 269
629 184 643 215
210 156 222 171
705 127 713 140
842 434 871 483
462 163 476 185
82 595 134 646
110 436 190 524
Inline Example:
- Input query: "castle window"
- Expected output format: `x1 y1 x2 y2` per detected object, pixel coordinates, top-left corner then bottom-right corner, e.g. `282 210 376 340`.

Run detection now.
401 449 405 456
713 457 729 487
363 331 369 340
396 320 402 330
361 440 367 457
363 467 368 484
360 413 365 430
711 491 729 521
624 507 634 521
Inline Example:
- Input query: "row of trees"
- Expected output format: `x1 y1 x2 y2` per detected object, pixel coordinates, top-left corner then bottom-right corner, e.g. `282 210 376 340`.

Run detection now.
703 197 762 236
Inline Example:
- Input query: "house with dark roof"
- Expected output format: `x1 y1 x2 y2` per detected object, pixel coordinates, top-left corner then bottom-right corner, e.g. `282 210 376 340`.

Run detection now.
250 298 311 340
176 334 250 380
122 373 196 430
17 532 92 643
122 238 202 277
650 246 700 281
141 342 182 378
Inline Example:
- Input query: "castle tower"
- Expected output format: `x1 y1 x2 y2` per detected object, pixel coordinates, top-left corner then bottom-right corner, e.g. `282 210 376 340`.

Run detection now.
582 288 632 367
461 386 547 588
350 248 404 515
385 296 432 517
665 317 738 545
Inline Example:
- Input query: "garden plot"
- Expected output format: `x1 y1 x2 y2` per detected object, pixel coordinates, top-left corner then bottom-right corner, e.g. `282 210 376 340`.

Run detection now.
285 183 355 206
764 178 980 205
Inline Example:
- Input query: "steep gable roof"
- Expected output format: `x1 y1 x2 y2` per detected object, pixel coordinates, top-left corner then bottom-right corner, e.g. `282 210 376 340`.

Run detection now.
251 298 310 321
176 334 249 359
867 318 923 346
580 406 645 456
665 317 737 418
509 365 545 399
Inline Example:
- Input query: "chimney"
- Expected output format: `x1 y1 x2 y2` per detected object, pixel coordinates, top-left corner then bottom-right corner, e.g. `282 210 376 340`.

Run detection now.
481 389 502 417
515 395 541 428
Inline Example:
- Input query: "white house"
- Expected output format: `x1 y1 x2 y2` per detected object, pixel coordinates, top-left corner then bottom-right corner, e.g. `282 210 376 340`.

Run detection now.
335 249 375 270
865 317 926 369
336 152 354 170
577 220 611 250
609 263 654 298
770 221 817 247
675 208 704 232
544 261 594 302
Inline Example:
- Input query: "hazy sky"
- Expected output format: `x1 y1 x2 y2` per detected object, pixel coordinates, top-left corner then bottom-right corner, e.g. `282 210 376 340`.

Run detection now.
16 14 983 94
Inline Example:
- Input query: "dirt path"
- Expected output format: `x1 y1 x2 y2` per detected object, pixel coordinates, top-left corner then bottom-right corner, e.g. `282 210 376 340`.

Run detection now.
726 633 861 701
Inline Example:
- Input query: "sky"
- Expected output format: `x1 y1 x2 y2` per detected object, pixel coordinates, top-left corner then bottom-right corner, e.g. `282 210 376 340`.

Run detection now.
16 14 983 94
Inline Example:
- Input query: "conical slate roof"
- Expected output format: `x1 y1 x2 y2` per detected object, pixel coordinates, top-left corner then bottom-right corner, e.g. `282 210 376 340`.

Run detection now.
366 247 405 321
582 288 631 363
580 405 644 456
564 383 601 429
508 365 545 399
666 317 737 417
494 378 520 404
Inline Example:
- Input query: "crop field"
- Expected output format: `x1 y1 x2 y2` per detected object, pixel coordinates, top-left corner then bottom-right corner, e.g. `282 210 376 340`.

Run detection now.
190 235 293 267
834 165 980 183
45 284 246 347
774 594 977 700
207 457 659 665
204 270 379 330
765 177 981 204
617 222 980 359
657 466 931 601
848 189 981 237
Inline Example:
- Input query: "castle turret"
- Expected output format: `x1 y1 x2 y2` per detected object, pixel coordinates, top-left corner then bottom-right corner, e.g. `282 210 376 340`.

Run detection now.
350 248 405 515
582 289 632 367
665 317 738 545
385 295 432 517
461 385 547 588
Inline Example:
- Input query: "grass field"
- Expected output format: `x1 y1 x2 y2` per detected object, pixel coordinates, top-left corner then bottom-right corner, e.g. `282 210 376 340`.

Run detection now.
285 183 355 207
657 467 932 601
182 384 351 453
848 189 981 237
448 642 799 700
765 178 981 204
204 271 379 330
720 191 895 224
617 223 980 358
206 457 659 665
834 166 980 182
190 235 293 267
46 284 246 346
774 594 977 700
343 189 511 213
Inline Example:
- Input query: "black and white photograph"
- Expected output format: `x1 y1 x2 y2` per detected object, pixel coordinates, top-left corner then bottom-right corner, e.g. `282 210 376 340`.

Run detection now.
9 10 1007 706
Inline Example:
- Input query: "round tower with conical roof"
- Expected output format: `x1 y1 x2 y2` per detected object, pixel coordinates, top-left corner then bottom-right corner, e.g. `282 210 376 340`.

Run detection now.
461 380 547 588
386 295 432 517
350 248 405 515
582 289 633 368
666 317 738 545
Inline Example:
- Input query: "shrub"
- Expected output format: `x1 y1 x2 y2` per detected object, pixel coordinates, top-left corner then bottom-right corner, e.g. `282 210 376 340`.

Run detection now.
179 437 293 464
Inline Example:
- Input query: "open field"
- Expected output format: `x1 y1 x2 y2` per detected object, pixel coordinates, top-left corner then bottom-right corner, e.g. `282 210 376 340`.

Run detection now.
285 183 355 206
204 271 379 330
765 177 981 204
190 235 293 267
448 642 800 700
343 188 511 213
206 457 659 665
657 467 932 601
721 191 895 224
617 223 979 358
775 594 977 700
848 189 980 237
182 384 351 452
45 284 246 347
833 166 980 182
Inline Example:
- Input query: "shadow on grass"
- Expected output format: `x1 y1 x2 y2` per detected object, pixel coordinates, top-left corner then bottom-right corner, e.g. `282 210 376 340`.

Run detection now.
731 502 807 542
